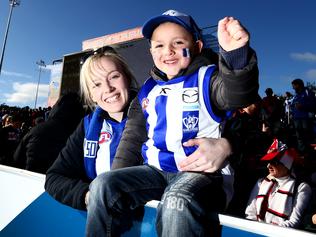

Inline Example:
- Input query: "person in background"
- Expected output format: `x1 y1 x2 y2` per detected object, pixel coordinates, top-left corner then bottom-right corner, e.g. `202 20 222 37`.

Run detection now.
290 78 316 156
261 87 283 137
86 9 259 236
224 98 272 217
19 122 31 139
13 92 85 174
44 106 52 121
0 114 21 166
34 116 45 126
245 139 312 228
284 91 293 125
1 114 9 128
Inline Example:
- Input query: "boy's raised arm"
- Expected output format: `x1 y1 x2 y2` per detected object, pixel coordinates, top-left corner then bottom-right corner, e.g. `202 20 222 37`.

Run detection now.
218 16 249 52
211 17 259 111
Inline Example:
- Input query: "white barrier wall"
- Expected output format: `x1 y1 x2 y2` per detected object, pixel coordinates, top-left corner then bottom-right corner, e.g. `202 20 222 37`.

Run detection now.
1 165 315 237
0 165 45 231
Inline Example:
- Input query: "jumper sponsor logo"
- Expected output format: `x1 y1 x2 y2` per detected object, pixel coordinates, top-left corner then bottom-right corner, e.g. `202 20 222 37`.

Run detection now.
99 131 112 144
141 98 149 111
182 88 198 103
84 140 98 158
183 115 199 132
183 105 199 111
159 87 171 95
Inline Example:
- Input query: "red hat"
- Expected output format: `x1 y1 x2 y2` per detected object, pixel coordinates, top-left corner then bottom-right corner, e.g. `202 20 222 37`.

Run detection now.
261 139 298 170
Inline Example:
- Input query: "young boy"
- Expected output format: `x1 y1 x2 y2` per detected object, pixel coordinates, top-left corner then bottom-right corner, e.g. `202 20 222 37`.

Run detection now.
86 10 259 236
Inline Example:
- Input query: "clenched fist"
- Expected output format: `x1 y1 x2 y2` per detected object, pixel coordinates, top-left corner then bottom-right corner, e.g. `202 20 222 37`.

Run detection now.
218 16 249 52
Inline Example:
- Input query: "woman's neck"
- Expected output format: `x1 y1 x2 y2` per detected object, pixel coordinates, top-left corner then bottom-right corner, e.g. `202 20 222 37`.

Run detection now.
109 111 124 122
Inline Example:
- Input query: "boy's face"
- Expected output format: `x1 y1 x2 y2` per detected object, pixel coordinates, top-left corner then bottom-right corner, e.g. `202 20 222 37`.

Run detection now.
150 22 202 80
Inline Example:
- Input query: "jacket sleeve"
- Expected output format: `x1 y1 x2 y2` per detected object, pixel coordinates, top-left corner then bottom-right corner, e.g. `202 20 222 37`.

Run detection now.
112 97 147 169
45 120 90 210
245 179 261 220
279 182 312 228
211 47 259 110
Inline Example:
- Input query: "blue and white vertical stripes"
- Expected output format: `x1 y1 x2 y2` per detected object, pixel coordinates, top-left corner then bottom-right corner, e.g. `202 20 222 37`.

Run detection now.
138 65 221 172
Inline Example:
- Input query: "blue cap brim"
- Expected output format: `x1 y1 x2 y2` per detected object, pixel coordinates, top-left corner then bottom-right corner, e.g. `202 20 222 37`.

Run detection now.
142 15 193 39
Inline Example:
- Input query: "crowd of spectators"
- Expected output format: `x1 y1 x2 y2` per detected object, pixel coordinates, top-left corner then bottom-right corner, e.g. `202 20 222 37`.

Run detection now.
0 93 86 169
0 79 316 233
224 80 316 232
0 105 51 166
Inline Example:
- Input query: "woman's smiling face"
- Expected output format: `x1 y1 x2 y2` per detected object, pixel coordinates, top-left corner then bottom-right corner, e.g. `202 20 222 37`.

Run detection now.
88 56 130 120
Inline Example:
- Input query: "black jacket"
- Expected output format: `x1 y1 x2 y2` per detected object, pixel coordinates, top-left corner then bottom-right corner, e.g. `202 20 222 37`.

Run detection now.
13 93 85 173
45 120 90 210
113 46 259 169
45 92 136 210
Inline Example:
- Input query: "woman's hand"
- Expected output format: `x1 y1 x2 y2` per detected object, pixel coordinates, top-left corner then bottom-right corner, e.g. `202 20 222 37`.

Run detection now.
85 191 90 207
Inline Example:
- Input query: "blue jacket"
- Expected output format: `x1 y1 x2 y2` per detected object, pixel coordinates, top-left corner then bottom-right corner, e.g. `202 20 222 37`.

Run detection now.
291 88 316 119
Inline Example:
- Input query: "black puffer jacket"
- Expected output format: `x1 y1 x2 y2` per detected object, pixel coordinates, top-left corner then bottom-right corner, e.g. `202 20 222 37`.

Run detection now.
13 93 85 173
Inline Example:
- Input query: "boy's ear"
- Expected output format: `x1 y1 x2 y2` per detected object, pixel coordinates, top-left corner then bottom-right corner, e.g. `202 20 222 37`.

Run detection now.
195 40 203 53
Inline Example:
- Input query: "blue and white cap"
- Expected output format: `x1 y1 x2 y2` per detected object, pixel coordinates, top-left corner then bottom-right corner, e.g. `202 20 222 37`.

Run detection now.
142 10 202 40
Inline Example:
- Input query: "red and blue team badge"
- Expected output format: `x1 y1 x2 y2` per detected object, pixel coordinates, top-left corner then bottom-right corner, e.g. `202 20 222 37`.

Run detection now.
141 98 149 111
99 131 112 144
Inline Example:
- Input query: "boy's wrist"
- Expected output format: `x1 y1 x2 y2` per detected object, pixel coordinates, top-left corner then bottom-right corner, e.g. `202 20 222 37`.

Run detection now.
220 44 249 70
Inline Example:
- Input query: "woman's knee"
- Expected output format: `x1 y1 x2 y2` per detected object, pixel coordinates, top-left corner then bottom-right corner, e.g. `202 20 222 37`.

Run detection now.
89 171 120 196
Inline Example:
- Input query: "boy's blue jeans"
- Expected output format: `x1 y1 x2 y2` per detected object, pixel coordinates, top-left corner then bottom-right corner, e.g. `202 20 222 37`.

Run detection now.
86 165 226 237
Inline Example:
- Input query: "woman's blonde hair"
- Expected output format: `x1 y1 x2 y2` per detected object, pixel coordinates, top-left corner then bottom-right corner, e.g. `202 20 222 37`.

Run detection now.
80 50 137 110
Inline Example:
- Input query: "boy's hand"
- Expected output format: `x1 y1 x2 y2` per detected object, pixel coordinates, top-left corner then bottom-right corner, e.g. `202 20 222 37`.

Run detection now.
85 191 90 207
218 17 249 51
179 138 232 172
312 213 316 224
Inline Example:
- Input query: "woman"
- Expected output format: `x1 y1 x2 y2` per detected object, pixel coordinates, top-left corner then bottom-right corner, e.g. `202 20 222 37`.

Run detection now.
45 48 138 210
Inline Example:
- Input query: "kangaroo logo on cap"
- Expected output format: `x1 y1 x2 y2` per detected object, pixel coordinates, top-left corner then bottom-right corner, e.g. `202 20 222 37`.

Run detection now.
163 10 186 17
